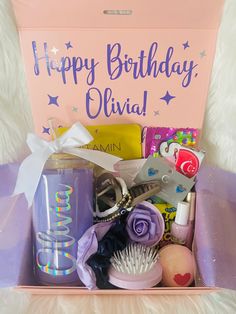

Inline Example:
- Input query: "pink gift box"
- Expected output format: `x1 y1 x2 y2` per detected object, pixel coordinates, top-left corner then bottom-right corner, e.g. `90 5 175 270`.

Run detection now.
4 0 231 295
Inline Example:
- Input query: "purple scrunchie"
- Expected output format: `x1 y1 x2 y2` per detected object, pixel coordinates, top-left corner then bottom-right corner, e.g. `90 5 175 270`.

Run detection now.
126 201 165 247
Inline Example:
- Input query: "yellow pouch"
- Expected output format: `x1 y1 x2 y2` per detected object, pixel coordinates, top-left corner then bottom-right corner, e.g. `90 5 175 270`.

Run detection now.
55 124 142 160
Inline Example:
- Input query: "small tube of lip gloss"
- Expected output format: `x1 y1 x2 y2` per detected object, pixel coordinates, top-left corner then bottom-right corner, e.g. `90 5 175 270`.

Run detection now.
185 192 196 249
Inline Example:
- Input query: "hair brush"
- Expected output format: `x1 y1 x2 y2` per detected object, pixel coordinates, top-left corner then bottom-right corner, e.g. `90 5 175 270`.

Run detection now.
108 243 162 289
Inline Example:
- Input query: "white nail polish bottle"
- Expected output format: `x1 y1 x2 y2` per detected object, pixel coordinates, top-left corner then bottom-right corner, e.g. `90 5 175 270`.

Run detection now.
171 201 190 245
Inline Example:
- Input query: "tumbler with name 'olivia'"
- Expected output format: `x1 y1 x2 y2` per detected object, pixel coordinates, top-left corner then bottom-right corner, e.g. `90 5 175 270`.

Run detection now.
32 154 94 285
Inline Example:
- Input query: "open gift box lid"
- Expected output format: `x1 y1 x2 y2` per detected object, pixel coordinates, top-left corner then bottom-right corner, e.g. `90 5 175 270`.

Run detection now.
0 163 236 292
11 0 224 138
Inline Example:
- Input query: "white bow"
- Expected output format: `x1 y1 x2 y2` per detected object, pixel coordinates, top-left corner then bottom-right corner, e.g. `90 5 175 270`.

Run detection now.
14 122 122 207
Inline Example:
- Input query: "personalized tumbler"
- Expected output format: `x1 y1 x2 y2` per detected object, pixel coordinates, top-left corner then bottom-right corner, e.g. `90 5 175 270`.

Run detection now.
32 154 94 285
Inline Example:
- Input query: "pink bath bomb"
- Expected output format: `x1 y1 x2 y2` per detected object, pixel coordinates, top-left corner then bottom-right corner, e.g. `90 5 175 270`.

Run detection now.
159 244 196 287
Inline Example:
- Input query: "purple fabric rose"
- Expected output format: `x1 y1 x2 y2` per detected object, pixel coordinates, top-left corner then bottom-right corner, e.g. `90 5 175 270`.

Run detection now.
126 201 165 247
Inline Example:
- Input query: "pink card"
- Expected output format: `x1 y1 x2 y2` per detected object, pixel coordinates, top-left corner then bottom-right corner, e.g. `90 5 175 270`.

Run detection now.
12 0 224 137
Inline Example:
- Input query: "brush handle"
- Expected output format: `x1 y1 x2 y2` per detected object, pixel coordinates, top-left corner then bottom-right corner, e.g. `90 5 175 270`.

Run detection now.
108 262 162 290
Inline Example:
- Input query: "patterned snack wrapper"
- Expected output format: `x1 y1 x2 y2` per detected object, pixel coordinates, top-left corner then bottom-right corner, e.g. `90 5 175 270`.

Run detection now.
144 127 199 158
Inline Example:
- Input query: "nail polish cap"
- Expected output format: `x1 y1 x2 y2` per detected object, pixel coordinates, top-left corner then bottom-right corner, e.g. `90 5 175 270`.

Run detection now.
175 201 190 226
186 192 196 221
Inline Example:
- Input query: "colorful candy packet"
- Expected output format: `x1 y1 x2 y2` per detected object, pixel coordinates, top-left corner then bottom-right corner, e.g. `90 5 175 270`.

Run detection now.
147 196 176 248
143 127 199 158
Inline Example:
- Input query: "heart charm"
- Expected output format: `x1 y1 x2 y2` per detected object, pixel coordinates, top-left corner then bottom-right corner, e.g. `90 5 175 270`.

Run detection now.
176 185 186 193
174 273 191 286
148 168 157 177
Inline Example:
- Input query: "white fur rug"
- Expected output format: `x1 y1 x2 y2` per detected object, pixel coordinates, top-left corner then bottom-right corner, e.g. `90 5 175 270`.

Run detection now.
1 0 236 313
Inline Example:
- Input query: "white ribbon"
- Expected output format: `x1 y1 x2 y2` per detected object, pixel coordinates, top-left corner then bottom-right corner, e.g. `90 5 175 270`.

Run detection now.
14 122 122 207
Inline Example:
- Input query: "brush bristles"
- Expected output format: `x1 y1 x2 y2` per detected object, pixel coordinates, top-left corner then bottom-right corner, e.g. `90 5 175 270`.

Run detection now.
110 244 159 275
